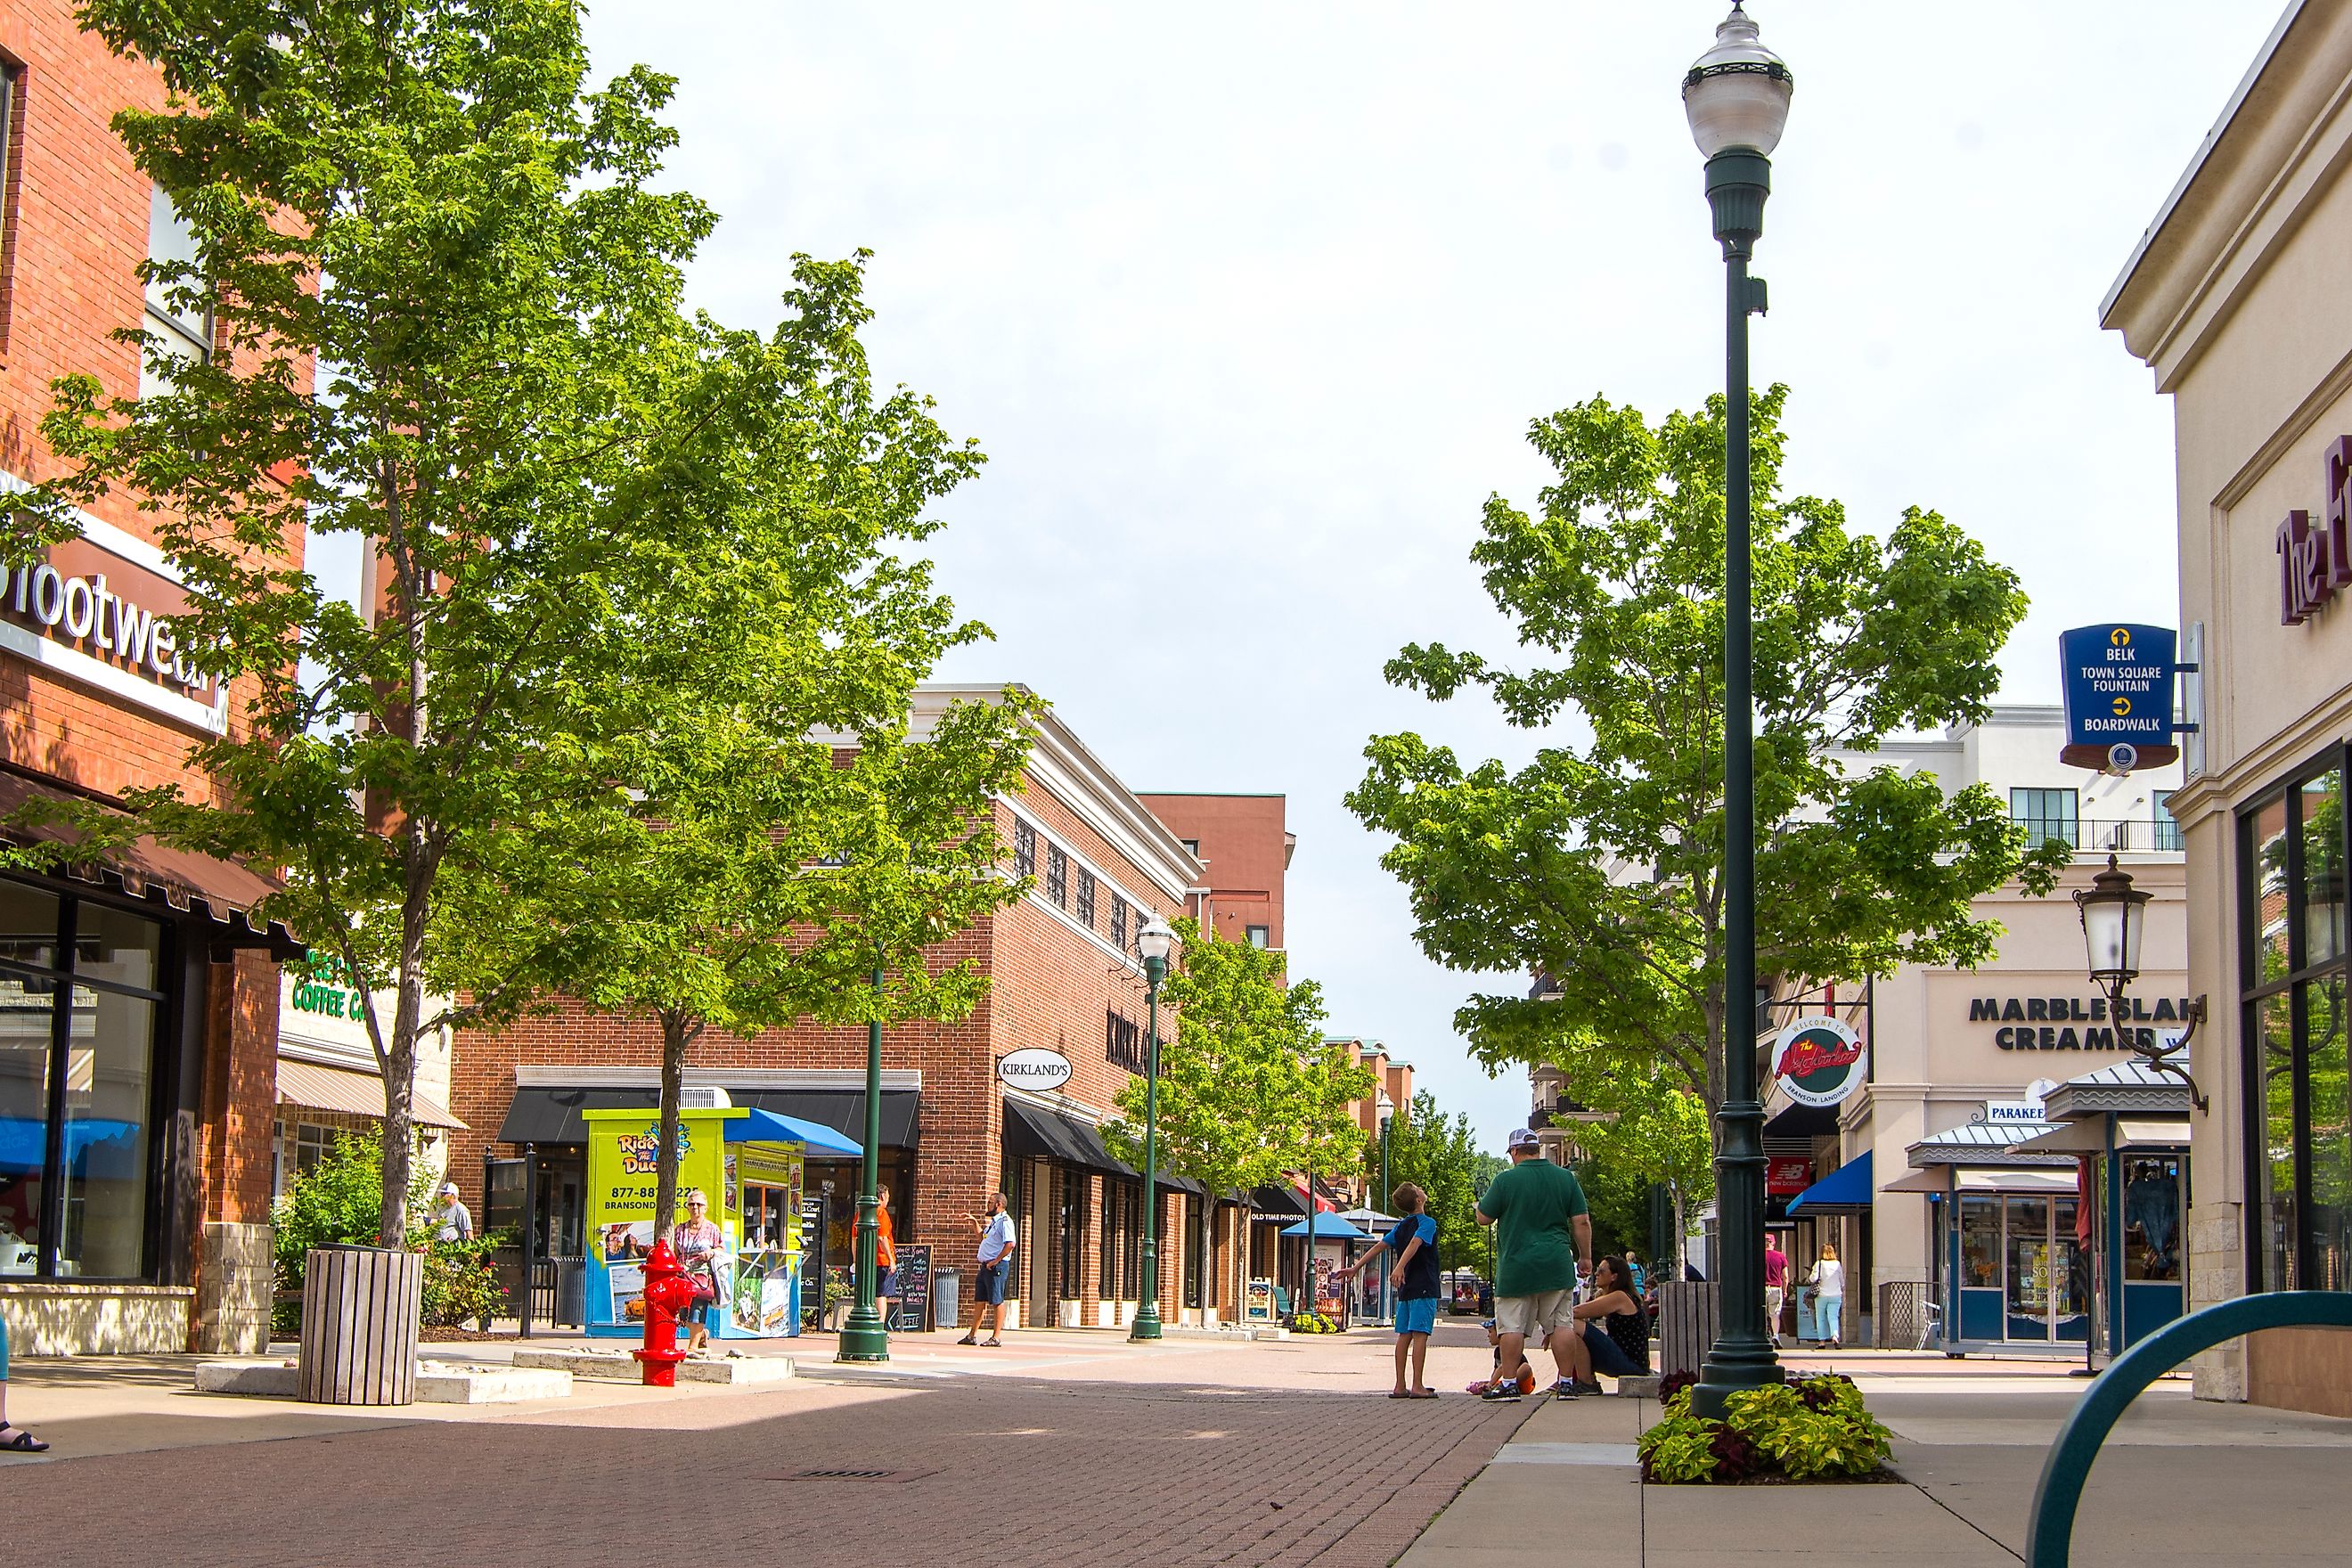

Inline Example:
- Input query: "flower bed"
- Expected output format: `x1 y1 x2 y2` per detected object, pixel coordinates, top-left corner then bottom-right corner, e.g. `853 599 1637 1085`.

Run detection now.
1637 1371 1895 1483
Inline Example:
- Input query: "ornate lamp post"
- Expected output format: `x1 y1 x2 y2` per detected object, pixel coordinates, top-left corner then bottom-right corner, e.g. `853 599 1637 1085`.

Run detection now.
837 964 891 1361
2075 854 2209 1109
1686 2 1793 1420
1131 917 1178 1341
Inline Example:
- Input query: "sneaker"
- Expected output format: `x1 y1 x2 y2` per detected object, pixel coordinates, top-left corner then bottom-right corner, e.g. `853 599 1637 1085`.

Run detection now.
1481 1381 1524 1402
1551 1378 1579 1400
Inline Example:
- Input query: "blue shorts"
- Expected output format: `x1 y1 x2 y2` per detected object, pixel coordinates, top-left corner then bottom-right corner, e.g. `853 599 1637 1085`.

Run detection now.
878 1267 900 1300
1395 1296 1439 1336
975 1258 1009 1304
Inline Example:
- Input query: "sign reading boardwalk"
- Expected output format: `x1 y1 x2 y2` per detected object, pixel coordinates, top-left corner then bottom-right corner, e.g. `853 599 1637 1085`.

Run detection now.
2058 623 2178 769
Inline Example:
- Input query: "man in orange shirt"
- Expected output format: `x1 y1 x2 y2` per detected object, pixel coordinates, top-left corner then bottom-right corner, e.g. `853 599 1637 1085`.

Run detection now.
876 1187 900 1326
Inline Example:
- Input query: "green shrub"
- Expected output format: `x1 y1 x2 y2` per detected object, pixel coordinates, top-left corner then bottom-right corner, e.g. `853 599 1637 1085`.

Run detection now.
1756 1407 1894 1479
269 1127 455 1332
420 1232 511 1327
1638 1371 1892 1483
1724 1382 1805 1437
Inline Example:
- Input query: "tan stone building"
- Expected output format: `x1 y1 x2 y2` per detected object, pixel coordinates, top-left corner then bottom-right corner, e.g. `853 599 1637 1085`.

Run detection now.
2103 0 2352 1416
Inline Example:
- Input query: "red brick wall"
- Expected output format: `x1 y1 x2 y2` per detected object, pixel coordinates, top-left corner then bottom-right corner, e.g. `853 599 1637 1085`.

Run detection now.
1136 793 1286 951
199 950 282 1227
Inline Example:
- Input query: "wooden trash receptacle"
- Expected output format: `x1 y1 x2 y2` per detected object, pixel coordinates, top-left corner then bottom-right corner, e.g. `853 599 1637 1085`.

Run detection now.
298 1245 422 1406
1656 1280 1721 1377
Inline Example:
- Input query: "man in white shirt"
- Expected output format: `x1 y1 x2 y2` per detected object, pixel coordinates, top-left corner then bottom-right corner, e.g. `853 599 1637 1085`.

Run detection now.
959 1190 1017 1346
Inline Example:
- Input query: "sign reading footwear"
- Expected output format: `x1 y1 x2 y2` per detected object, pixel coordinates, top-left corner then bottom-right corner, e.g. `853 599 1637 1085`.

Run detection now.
1771 1016 1868 1108
996 1047 1074 1092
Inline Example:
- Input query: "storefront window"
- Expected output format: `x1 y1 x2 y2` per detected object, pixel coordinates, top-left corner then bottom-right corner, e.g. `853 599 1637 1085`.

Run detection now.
1053 1165 1087 1302
2310 974 2349 1291
1960 1195 1999 1291
0 881 163 1280
2240 761 2352 1293
2120 1156 2184 1281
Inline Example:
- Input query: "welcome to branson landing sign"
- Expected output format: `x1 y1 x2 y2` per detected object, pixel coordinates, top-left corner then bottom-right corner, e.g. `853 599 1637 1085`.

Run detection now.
0 472 224 732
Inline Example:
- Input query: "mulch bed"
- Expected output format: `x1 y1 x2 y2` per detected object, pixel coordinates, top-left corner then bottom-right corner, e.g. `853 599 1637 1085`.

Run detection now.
1646 1467 1906 1486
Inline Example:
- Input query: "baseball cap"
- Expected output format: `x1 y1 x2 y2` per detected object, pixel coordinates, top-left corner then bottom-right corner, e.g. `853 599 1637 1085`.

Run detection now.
1507 1127 1540 1151
439 1181 460 1196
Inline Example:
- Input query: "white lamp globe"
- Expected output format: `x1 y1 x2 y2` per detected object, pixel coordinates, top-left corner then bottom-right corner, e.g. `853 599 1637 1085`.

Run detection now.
1136 918 1177 965
1684 4 1794 159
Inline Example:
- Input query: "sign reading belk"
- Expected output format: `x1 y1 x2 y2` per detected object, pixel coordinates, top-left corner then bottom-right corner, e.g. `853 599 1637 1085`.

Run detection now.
2058 624 2177 770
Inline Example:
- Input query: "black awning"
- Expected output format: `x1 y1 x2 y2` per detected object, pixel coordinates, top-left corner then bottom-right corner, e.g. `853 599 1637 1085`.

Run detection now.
496 1086 919 1149
1002 1098 1137 1179
1763 1100 1840 1140
1251 1183 1308 1216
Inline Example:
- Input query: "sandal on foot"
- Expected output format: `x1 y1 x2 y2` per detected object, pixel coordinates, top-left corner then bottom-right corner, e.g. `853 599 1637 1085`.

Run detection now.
980 1336 1002 1347
1387 1390 1414 1399
0 1427 49 1454
955 1335 978 1345
1408 1389 1439 1399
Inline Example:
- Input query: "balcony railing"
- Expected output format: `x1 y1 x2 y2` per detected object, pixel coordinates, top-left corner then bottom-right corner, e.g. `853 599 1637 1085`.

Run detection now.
2013 816 2183 853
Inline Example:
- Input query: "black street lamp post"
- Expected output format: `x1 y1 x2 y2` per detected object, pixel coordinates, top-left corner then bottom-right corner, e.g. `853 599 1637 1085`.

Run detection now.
837 965 890 1362
1131 918 1177 1341
1686 2 1793 1420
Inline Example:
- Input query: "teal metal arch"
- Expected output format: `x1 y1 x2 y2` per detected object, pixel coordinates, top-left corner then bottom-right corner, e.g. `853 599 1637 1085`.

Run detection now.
2026 1290 2352 1566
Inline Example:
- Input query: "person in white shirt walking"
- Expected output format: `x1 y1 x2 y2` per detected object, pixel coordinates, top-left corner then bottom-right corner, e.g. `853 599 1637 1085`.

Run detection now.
1804 1242 1845 1348
960 1191 1017 1346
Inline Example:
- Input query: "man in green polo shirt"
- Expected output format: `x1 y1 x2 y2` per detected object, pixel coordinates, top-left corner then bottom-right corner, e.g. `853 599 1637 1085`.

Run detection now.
1476 1127 1592 1400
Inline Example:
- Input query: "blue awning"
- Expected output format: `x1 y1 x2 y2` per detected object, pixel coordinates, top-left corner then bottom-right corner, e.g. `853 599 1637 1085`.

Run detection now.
0 1116 141 1175
1280 1213 1374 1241
1786 1152 1872 1216
723 1107 862 1158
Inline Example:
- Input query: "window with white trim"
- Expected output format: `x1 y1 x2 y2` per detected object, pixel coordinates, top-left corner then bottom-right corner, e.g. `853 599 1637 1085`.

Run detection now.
142 185 213 399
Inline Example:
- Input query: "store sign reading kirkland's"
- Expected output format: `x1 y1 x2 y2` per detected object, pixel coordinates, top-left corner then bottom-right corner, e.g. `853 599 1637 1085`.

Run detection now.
0 498 224 731
1968 993 2193 1050
996 1048 1073 1092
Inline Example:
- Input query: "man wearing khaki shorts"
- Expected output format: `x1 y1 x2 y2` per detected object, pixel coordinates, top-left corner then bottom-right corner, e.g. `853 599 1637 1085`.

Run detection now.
1476 1127 1592 1401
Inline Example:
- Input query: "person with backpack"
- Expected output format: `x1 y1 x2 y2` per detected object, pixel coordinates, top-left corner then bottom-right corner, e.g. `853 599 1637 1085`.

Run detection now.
1338 1182 1441 1397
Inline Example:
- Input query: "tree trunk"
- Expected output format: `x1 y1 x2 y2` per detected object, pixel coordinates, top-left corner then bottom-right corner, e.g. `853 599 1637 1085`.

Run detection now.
377 827 436 1247
653 1009 694 1245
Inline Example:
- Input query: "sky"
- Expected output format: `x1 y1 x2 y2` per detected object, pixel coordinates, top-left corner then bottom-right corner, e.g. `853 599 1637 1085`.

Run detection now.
522 2 2290 1149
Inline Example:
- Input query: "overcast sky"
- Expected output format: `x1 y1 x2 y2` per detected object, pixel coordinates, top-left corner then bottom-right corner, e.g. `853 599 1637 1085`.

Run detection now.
540 2 2286 1148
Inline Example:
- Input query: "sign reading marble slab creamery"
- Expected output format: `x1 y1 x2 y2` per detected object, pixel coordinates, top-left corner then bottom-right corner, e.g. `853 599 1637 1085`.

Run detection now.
1966 993 2193 1051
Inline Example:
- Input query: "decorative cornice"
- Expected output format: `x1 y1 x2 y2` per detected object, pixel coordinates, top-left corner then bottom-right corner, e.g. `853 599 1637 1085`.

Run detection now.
512 1065 924 1091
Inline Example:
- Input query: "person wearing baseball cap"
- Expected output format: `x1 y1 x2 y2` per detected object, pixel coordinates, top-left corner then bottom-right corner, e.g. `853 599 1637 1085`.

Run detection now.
429 1180 473 1243
1475 1127 1590 1401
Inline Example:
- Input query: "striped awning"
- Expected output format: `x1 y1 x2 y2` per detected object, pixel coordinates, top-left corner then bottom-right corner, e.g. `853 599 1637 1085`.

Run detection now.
277 1058 466 1129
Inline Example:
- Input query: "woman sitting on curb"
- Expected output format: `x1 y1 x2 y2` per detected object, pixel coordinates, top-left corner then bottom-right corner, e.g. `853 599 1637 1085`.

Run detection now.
1 1314 50 1453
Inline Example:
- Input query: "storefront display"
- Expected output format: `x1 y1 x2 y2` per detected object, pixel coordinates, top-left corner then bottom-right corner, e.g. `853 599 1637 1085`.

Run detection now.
580 1104 859 1342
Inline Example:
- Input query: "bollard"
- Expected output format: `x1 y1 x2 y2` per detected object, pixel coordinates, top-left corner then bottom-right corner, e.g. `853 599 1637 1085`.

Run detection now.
633 1239 698 1387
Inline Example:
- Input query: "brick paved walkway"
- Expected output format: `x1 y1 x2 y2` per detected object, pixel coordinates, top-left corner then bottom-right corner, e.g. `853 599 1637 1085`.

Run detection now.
6 1367 1531 1568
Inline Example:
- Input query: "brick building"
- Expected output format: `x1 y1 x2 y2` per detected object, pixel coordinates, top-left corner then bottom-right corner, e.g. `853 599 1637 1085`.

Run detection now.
0 4 308 1356
452 686 1280 1329
1136 792 1292 951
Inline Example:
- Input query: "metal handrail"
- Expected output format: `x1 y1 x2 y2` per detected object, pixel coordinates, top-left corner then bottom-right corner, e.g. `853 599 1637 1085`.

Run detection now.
2025 1291 2352 1565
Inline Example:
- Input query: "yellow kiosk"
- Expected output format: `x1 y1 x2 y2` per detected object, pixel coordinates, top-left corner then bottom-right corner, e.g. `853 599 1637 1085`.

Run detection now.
581 1101 861 1341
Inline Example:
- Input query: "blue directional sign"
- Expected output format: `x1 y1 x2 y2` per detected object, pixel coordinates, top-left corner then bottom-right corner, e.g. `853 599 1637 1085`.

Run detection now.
2059 625 2176 759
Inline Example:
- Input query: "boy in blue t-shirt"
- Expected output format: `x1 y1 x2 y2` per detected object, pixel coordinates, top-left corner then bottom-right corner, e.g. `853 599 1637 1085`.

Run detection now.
1338 1183 1441 1398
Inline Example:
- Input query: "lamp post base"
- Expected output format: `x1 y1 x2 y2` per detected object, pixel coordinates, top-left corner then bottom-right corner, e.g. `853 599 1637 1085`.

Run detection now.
1129 1309 1164 1342
836 1309 891 1363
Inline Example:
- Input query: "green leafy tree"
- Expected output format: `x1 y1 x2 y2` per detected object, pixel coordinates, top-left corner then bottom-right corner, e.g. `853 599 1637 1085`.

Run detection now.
1347 387 2065 1123
1103 918 1321 1201
1570 1072 1716 1265
0 0 738 1245
538 340 1042 1233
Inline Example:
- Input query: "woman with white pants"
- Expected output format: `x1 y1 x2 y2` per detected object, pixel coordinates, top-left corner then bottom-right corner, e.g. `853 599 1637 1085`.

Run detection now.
1805 1243 1845 1348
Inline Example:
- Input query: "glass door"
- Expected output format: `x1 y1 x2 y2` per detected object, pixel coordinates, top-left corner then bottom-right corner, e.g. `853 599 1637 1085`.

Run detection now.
2005 1195 2053 1341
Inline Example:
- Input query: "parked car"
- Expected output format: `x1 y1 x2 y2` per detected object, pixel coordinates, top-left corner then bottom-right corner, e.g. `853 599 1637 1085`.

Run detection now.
1443 1271 1487 1315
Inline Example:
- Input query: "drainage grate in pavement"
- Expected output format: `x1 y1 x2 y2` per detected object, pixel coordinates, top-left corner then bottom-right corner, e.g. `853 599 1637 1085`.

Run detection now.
766 1467 936 1483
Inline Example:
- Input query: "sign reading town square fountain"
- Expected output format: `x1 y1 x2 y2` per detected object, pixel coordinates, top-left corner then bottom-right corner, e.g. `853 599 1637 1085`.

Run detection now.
1771 1016 1868 1109
2058 624 2176 769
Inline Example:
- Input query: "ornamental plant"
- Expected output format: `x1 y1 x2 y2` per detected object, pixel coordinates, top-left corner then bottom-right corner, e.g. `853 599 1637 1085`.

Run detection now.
1637 1373 1891 1484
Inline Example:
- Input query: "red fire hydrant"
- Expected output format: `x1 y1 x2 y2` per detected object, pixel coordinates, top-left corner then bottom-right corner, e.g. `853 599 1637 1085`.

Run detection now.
633 1238 699 1387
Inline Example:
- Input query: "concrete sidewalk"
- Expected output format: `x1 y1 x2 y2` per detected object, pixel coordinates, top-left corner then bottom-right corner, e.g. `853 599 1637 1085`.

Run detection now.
1400 1358 2352 1567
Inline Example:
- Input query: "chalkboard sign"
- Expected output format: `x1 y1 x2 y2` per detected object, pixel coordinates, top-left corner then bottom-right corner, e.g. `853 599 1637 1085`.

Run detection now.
894 1244 933 1333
